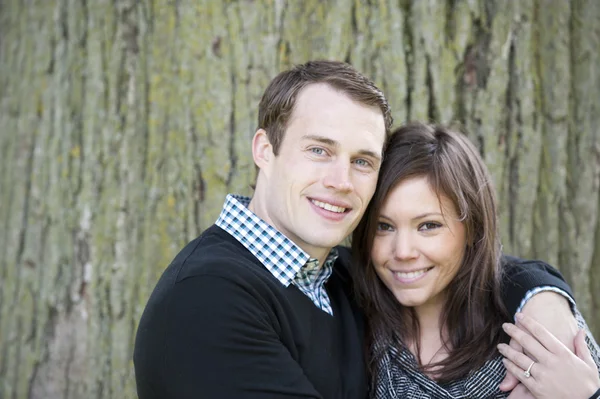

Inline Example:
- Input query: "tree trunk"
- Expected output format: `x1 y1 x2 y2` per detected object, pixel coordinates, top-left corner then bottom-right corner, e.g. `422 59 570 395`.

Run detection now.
0 0 598 398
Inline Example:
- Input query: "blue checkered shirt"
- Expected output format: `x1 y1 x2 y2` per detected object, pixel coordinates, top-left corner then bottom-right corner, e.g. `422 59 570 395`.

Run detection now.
215 194 337 315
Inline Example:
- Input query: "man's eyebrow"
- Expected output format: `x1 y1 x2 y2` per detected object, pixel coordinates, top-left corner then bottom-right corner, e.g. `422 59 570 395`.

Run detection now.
302 135 382 161
301 134 338 147
357 149 382 162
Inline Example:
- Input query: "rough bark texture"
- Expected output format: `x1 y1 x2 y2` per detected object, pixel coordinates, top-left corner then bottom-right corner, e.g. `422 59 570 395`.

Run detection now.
0 0 598 398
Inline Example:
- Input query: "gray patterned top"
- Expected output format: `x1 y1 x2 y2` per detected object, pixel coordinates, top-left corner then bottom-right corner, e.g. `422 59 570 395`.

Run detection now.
374 307 600 399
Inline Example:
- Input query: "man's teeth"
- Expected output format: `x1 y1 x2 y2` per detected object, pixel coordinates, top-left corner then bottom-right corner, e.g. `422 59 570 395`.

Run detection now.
394 269 429 279
311 200 346 213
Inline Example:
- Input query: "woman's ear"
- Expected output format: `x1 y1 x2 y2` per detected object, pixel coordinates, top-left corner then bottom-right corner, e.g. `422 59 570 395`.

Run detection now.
252 129 274 173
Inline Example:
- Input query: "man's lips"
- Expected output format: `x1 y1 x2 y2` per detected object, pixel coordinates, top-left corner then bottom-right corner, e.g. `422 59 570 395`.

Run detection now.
309 198 352 214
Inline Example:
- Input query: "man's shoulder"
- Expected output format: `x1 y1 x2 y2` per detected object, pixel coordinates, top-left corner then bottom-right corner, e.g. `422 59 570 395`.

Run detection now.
159 225 272 287
144 225 283 313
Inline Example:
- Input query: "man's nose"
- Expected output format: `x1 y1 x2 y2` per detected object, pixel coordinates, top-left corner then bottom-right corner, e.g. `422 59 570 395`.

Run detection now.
323 161 353 192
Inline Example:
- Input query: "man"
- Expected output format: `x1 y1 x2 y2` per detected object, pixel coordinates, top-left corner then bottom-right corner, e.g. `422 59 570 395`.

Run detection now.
133 61 577 398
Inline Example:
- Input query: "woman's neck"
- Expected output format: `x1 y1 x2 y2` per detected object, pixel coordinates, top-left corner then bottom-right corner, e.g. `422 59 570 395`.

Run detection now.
414 301 443 333
410 298 450 371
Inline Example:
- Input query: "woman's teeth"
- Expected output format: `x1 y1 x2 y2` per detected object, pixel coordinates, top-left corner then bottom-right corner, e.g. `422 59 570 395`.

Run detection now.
394 268 431 279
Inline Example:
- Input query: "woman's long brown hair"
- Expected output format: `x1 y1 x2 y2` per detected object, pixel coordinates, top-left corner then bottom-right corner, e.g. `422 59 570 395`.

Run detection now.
352 123 509 383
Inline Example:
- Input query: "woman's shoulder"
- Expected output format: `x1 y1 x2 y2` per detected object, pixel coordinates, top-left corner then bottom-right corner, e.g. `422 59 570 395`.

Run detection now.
373 343 508 399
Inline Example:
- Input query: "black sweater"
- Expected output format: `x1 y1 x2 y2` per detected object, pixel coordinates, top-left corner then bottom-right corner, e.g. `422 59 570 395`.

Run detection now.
133 225 573 399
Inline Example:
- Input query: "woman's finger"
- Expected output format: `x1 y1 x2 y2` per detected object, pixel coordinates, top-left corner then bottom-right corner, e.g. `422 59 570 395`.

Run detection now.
574 329 596 369
502 358 538 393
514 313 569 356
498 343 538 374
502 322 550 364
506 384 535 399
499 338 524 391
498 369 519 392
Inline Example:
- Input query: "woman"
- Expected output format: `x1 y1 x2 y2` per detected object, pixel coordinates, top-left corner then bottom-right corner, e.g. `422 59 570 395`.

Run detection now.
352 123 600 398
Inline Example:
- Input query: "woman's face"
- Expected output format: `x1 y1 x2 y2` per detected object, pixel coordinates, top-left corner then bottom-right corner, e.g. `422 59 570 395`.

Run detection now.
371 176 467 311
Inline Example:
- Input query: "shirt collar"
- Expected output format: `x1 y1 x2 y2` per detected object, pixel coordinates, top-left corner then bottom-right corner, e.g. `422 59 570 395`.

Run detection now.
215 194 338 286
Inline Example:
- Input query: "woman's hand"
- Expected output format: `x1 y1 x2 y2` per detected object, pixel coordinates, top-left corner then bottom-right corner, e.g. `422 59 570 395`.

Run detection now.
498 313 600 399
506 384 535 399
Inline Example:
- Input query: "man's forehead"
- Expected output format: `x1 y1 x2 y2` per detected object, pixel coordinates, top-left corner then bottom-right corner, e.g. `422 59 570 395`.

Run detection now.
293 83 378 113
284 84 385 146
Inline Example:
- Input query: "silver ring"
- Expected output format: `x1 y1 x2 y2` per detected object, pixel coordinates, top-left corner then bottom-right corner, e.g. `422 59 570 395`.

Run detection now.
523 361 535 378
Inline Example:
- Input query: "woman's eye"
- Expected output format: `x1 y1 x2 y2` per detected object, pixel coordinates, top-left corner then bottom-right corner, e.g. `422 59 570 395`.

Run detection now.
419 222 441 231
310 147 325 155
377 222 393 231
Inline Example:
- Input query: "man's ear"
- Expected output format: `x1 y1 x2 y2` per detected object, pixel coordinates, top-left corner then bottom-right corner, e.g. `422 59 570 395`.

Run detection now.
252 129 274 173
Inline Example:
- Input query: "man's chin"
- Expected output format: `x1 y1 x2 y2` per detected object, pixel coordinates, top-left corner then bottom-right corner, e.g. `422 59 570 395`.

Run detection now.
305 235 348 250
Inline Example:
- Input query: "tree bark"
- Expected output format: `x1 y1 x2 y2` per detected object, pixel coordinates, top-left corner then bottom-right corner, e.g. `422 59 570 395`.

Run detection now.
0 0 598 398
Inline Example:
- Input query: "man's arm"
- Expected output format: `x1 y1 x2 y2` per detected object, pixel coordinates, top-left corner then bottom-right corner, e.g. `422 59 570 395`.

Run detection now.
519 291 577 351
136 274 321 399
500 256 574 317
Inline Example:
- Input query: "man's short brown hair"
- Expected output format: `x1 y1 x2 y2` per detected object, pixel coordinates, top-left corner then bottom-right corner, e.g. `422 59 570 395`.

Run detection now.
258 60 393 155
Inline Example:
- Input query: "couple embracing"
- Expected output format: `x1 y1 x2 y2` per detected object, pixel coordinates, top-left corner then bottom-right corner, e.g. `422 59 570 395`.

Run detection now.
134 61 600 399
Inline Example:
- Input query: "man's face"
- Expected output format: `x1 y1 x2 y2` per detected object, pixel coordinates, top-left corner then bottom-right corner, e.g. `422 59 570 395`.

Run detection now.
257 83 386 260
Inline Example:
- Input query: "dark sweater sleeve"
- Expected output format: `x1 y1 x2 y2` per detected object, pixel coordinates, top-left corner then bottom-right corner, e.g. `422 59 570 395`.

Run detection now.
501 255 575 317
141 274 321 399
